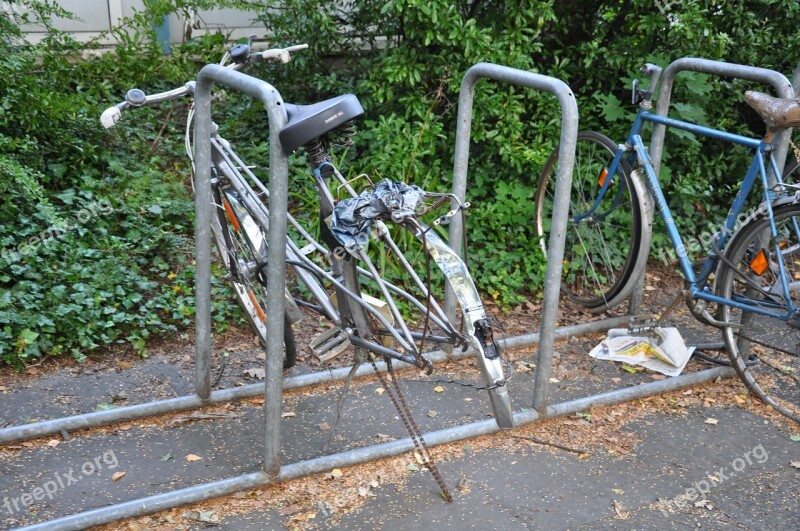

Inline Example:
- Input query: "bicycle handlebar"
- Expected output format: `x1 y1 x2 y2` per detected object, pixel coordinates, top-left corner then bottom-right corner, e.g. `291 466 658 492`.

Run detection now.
100 43 308 129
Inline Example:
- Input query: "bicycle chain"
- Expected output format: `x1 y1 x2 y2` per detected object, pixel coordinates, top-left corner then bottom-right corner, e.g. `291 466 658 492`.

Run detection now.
370 357 452 501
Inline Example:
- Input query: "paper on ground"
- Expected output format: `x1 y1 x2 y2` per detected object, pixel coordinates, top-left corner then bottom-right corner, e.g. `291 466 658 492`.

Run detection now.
589 327 695 377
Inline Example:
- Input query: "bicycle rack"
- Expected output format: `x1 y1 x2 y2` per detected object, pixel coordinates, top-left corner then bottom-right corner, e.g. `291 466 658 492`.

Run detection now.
629 58 795 313
3 63 741 530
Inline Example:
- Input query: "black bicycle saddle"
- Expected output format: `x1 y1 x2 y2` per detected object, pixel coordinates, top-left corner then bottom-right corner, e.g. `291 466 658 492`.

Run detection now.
279 94 364 154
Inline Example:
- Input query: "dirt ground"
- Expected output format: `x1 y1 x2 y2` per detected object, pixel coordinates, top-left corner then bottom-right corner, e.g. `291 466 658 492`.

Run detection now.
0 266 798 530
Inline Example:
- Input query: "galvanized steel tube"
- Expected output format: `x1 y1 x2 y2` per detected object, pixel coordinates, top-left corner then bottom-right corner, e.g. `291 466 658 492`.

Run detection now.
629 58 794 314
445 63 579 414
194 65 289 480
16 364 729 530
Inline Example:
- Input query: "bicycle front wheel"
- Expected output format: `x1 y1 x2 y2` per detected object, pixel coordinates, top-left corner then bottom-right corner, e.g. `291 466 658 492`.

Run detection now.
534 131 643 310
715 202 800 422
213 186 298 369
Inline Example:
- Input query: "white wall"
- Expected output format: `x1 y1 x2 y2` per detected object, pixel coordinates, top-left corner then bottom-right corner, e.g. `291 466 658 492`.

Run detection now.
11 0 264 46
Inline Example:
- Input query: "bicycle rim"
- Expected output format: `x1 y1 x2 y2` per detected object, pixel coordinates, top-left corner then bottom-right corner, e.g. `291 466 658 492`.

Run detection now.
215 186 297 369
716 202 800 422
534 131 643 310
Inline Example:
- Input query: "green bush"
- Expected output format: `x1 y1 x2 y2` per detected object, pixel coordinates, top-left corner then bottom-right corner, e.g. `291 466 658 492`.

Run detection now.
0 0 246 367
254 0 800 307
2 0 799 367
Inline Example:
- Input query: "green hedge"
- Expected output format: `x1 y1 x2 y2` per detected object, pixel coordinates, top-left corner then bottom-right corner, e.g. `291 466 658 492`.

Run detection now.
1 0 799 367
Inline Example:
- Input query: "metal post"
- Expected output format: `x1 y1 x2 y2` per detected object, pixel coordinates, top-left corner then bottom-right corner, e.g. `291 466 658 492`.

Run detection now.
629 58 794 313
194 65 289 480
16 364 731 531
0 315 628 444
445 63 579 413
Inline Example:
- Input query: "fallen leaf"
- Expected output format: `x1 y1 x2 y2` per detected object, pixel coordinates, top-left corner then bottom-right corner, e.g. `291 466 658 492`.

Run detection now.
329 468 343 478
375 387 385 395
370 480 379 488
0 386 6 392
358 486 369 497
705 418 719 425
649 374 666 380
112 471 126 481
790 434 800 442
183 510 219 523
256 352 266 360
245 368 265 380
735 395 746 405
47 440 60 448
515 361 535 373
281 411 296 418
790 461 800 469
161 452 172 462
621 365 639 374
427 410 437 418
433 385 444 393
549 377 560 384
116 361 133 369
318 422 330 431
463 397 473 402
695 499 713 509
611 378 622 384
185 454 203 462
26 367 39 376
612 500 630 519
407 463 419 471
612 488 625 495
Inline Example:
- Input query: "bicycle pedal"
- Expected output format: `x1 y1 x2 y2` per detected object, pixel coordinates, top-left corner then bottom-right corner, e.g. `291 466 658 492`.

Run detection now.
310 327 350 362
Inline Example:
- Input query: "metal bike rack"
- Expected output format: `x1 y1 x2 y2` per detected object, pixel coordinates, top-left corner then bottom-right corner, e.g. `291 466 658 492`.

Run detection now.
5 63 736 530
628 57 795 313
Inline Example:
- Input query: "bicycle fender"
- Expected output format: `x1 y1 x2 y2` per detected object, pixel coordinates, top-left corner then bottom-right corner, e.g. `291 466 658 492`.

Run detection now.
413 225 515 429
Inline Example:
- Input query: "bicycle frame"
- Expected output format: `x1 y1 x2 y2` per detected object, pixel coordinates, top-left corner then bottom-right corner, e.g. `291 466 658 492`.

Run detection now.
590 108 798 322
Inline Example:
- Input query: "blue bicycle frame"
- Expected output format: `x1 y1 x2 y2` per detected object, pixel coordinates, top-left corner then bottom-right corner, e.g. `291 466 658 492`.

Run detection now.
587 107 798 322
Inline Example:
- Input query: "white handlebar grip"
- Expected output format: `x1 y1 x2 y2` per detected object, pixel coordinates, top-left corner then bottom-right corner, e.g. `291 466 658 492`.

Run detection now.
100 107 121 129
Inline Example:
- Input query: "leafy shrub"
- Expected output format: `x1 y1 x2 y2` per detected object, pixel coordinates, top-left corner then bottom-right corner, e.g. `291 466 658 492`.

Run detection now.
0 0 246 367
254 0 800 307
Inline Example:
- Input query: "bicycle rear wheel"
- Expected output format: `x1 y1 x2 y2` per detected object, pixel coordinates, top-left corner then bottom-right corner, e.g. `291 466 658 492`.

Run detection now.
534 131 643 310
715 202 800 422
213 186 298 369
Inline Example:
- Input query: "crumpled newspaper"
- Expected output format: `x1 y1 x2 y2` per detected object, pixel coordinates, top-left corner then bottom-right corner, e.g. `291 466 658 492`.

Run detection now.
329 179 427 249
589 327 694 377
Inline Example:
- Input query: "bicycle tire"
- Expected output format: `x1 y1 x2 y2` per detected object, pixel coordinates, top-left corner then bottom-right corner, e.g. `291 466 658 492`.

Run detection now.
715 201 800 422
213 186 298 369
534 131 643 309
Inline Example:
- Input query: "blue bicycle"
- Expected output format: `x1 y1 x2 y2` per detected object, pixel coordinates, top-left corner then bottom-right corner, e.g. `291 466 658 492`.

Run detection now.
535 64 800 422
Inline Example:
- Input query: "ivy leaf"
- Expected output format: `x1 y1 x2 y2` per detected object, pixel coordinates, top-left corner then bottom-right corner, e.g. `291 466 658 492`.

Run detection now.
595 93 627 123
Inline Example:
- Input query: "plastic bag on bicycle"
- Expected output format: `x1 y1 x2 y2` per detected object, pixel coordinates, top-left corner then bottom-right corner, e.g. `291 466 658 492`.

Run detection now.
329 179 427 249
